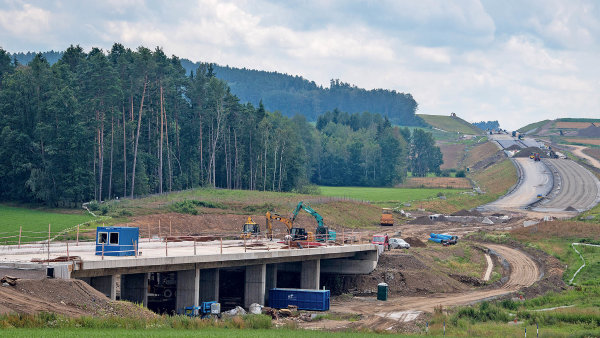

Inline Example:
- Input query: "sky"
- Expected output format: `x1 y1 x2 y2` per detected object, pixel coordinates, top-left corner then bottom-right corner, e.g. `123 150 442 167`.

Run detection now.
1 0 599 130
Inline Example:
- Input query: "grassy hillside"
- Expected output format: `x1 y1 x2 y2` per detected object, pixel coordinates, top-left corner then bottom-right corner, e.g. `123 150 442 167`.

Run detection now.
319 186 468 204
517 119 551 133
0 205 95 232
418 114 482 134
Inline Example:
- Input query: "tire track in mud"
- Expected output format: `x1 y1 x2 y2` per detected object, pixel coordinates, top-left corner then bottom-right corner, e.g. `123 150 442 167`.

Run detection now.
330 244 540 330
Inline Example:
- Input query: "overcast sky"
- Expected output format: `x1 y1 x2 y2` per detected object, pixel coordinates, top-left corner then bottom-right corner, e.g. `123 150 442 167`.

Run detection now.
1 0 599 129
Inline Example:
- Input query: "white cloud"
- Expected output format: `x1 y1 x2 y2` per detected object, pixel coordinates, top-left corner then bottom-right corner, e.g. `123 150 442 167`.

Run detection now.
0 3 50 36
0 0 599 130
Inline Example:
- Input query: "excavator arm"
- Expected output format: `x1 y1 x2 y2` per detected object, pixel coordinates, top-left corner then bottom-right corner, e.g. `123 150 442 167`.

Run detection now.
291 201 335 241
292 201 324 227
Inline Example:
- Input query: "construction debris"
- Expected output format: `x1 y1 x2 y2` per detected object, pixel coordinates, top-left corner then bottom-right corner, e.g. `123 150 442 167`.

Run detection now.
1 275 19 286
31 256 81 263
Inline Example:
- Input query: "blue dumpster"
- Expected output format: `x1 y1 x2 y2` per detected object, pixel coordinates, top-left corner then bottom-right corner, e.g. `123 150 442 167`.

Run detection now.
268 288 330 311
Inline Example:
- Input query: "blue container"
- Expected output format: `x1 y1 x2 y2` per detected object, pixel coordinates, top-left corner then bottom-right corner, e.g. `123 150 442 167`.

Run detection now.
268 288 330 311
95 226 139 256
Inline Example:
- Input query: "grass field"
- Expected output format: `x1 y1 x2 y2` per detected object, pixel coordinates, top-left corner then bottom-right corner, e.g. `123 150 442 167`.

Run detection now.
0 204 95 235
417 114 482 134
412 159 517 214
318 186 468 203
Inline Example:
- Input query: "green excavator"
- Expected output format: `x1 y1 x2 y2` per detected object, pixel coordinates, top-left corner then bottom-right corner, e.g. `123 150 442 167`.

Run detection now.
291 201 336 242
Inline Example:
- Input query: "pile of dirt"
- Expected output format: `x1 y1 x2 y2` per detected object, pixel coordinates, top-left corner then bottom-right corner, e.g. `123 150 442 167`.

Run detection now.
564 206 578 211
408 216 435 225
513 147 545 158
404 237 426 247
577 125 600 138
505 144 522 151
0 278 156 318
451 209 483 217
323 253 469 297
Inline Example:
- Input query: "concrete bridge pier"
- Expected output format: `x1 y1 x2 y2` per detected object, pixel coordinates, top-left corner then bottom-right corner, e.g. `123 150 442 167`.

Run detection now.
244 264 266 308
176 267 200 314
199 268 219 303
265 264 277 305
121 273 148 306
301 259 320 289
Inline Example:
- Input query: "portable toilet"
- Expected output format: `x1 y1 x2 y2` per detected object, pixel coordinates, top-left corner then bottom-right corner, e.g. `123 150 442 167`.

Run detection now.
95 226 139 256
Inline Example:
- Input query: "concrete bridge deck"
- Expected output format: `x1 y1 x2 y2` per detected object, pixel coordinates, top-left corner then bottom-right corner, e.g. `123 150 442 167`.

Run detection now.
1 239 378 312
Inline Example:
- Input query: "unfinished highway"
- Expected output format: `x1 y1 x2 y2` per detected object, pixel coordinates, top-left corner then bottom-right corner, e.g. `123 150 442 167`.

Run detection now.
486 134 600 213
534 159 600 212
483 157 553 211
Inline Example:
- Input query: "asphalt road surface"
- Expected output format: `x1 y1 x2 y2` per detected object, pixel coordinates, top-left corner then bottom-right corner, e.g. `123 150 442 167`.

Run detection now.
483 157 553 211
534 159 600 212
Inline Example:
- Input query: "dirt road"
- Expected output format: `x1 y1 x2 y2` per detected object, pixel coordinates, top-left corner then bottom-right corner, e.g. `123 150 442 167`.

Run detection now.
329 244 539 330
482 158 553 211
568 145 600 169
535 159 600 212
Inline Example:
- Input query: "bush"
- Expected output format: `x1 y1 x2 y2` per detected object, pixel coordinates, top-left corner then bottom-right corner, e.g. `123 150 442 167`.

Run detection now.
87 201 100 211
242 314 272 329
243 203 276 213
455 170 466 177
500 299 519 310
170 200 199 215
439 169 451 177
99 204 111 215
117 209 133 217
451 302 510 324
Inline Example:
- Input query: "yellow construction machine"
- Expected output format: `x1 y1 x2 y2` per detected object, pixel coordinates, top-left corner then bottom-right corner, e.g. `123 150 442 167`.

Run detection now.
266 211 314 241
240 216 261 239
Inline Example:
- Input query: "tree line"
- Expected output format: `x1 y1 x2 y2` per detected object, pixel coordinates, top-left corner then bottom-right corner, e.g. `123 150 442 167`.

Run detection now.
0 44 441 206
12 51 424 126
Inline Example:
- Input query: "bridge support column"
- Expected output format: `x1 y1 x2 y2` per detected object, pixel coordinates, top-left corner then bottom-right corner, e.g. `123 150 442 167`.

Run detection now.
265 264 277 305
176 266 200 314
89 275 117 300
121 273 148 306
199 268 219 303
244 264 266 308
301 259 320 289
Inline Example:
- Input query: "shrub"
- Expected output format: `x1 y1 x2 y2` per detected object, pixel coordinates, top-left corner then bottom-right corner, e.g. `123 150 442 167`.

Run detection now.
455 170 466 177
243 203 276 213
500 299 519 310
87 201 100 211
242 314 272 329
170 200 199 215
99 204 111 215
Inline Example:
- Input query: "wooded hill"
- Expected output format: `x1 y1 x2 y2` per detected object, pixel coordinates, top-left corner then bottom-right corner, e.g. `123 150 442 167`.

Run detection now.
0 45 440 206
11 50 423 126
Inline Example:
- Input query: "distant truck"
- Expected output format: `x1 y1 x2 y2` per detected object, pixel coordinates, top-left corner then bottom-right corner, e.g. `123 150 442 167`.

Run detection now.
372 234 390 251
380 208 394 226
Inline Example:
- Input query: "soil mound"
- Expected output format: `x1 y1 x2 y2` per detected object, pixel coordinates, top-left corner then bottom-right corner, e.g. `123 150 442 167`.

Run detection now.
577 125 600 138
0 278 156 318
408 216 435 225
514 147 545 158
505 144 521 151
564 206 578 212
404 237 426 247
451 209 482 217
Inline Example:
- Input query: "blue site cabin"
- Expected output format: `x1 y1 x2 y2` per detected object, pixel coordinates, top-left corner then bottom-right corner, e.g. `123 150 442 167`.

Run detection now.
95 226 139 256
